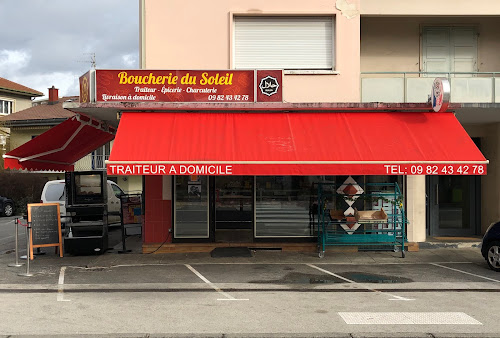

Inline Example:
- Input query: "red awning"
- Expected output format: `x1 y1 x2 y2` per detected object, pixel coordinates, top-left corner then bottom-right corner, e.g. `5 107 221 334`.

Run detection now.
107 112 487 176
4 114 115 172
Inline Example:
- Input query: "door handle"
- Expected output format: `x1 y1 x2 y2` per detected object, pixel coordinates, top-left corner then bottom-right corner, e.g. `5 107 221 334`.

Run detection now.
435 184 439 205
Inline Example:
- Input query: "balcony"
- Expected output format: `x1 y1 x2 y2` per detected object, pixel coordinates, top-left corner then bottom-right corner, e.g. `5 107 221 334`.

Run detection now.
74 154 109 171
361 72 500 104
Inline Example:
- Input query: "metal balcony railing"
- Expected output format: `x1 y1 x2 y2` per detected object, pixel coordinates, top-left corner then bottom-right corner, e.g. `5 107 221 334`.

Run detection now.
74 154 109 171
361 71 500 104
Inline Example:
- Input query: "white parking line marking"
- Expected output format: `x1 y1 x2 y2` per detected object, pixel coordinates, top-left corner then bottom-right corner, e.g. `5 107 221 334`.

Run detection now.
57 266 70 302
431 263 500 283
307 264 414 301
339 312 482 325
306 264 356 283
185 264 248 301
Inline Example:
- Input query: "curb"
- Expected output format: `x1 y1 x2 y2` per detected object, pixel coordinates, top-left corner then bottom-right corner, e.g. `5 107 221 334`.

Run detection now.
419 241 482 249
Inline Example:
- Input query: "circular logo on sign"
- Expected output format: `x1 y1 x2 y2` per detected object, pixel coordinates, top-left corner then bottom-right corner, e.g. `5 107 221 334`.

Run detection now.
431 78 450 112
259 76 279 96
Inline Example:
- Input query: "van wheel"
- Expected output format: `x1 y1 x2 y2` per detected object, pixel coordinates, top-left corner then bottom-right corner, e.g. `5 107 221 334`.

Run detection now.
3 203 13 217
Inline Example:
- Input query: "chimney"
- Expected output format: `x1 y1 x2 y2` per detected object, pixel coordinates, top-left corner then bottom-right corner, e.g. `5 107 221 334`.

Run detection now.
48 86 59 105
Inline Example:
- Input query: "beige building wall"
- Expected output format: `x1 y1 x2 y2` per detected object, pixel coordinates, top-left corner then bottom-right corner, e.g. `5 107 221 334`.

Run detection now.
406 176 426 242
9 127 51 150
1 94 35 157
115 175 143 194
0 93 33 114
361 0 500 16
142 0 361 102
11 96 33 113
361 17 500 73
464 123 500 233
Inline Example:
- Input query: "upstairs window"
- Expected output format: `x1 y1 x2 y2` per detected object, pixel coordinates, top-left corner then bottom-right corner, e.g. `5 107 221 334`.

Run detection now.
234 16 334 71
422 27 478 76
0 99 13 115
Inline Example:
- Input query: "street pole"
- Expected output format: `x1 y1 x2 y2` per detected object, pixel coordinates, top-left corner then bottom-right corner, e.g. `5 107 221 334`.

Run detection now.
7 218 24 268
18 223 33 277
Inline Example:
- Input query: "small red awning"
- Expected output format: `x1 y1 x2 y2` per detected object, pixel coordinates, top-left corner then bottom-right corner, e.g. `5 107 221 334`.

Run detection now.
107 112 487 176
4 114 115 172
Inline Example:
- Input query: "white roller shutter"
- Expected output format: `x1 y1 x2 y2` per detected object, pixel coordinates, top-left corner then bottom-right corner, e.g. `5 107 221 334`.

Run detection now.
234 16 334 70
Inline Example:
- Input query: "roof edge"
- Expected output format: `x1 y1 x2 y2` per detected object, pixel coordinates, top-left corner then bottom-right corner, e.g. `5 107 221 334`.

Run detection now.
0 87 44 97
1 118 68 128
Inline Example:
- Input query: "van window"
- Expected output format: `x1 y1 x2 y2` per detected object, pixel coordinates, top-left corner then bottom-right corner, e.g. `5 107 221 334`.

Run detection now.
45 183 65 201
111 184 124 198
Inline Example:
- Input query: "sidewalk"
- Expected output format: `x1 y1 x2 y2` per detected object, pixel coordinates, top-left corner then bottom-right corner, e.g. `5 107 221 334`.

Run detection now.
1 239 486 278
1 227 490 288
419 236 482 249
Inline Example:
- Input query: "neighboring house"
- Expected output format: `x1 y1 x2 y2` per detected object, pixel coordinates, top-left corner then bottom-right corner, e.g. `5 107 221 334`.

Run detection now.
0 86 138 192
0 77 43 165
2 87 76 153
0 77 43 114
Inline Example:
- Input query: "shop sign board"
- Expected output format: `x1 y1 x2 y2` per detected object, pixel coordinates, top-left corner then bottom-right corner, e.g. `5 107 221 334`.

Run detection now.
256 70 282 102
431 77 450 112
27 203 63 260
82 69 283 103
107 163 487 176
79 70 91 103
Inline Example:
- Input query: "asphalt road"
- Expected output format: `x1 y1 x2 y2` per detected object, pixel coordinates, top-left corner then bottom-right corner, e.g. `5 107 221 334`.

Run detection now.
1 217 500 337
0 216 25 255
3 258 500 337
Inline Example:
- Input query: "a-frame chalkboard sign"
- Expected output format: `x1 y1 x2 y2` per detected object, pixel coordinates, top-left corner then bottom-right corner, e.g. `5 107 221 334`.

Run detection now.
27 203 63 260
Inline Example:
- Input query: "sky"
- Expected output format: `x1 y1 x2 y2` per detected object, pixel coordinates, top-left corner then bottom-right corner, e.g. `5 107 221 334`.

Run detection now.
0 0 139 99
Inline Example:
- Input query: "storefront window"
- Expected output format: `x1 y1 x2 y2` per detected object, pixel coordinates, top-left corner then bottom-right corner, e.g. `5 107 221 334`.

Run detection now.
255 176 324 237
215 176 253 230
174 176 209 238
363 176 403 212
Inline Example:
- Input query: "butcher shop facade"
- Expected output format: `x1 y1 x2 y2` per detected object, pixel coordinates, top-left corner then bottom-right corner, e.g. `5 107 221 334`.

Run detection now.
4 69 488 254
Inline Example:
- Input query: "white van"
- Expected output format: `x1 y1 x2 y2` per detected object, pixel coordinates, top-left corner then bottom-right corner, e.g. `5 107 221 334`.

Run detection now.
40 180 124 225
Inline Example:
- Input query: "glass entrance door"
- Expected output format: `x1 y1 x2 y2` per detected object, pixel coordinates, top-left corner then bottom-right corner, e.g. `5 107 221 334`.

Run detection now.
215 176 254 241
428 175 479 237
174 176 209 238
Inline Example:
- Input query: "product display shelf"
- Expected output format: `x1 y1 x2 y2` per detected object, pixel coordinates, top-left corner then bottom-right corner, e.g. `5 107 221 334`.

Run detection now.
316 182 407 258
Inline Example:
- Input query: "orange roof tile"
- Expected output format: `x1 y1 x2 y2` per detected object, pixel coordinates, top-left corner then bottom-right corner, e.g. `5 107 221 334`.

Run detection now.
0 96 77 122
0 77 43 97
